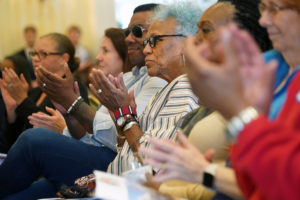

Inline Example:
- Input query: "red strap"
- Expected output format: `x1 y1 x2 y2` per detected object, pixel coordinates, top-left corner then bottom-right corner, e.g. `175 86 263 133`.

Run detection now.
113 106 137 120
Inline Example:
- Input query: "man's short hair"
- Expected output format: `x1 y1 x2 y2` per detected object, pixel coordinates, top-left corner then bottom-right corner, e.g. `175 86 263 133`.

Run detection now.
133 3 160 14
24 26 36 34
68 25 81 34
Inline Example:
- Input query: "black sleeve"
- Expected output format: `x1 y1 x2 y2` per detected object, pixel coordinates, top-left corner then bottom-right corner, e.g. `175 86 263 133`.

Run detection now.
76 79 90 105
2 88 54 148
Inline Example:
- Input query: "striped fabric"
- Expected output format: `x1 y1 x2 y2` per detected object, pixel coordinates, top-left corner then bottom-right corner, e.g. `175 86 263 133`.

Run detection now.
107 74 200 175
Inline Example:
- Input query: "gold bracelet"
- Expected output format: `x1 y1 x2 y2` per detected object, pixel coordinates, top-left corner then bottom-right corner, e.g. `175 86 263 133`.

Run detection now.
129 134 143 151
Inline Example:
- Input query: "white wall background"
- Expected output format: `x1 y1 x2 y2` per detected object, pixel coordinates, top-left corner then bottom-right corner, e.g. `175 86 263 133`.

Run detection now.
114 0 217 28
0 0 117 61
0 0 217 61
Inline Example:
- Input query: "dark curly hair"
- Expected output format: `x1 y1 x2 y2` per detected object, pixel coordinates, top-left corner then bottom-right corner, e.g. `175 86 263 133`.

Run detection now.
218 0 273 51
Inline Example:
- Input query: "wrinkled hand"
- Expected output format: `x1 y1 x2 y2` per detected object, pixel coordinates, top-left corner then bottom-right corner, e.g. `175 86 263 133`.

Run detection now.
35 64 78 109
28 106 67 133
139 131 211 183
89 69 130 111
0 68 29 105
185 24 277 119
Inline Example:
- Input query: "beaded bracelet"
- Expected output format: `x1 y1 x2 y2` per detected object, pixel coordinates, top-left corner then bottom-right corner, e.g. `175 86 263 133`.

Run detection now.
67 96 83 114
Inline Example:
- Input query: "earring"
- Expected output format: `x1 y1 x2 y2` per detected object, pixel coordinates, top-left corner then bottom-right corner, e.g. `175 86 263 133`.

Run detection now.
182 54 186 67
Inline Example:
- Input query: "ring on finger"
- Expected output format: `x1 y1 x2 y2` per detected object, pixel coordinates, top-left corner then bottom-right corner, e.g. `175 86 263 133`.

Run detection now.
8 83 13 87
97 89 102 94
42 83 46 88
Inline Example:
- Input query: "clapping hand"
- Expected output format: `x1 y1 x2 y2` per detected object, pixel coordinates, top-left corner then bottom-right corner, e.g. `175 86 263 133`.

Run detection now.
89 69 132 111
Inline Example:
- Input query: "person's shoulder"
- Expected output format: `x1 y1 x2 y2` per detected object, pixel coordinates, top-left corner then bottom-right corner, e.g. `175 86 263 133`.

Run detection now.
13 49 26 57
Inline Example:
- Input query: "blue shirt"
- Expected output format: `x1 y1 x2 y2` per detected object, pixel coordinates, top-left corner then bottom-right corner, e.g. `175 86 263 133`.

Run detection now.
264 50 300 120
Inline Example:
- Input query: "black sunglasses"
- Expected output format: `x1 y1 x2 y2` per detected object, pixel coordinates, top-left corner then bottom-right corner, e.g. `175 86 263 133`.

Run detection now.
124 25 146 38
143 34 186 48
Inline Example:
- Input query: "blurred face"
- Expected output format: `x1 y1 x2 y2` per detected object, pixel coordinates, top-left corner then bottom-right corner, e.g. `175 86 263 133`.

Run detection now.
259 0 300 52
96 36 124 77
125 11 152 67
196 2 235 42
32 37 68 76
143 17 184 82
193 2 235 63
24 30 36 48
68 29 80 45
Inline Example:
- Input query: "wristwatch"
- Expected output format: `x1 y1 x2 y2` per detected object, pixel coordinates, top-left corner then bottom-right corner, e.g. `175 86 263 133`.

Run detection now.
202 164 218 188
114 106 137 121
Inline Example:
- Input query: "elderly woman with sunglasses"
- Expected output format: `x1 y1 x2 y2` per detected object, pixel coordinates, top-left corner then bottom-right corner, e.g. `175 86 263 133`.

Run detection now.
0 33 89 151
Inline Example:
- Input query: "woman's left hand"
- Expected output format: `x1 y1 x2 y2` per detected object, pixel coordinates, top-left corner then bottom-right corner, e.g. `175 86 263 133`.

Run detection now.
1 68 29 105
89 69 131 111
139 131 213 183
28 106 67 133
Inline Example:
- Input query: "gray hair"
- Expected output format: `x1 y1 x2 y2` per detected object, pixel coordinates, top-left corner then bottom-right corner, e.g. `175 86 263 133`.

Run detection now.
152 1 203 36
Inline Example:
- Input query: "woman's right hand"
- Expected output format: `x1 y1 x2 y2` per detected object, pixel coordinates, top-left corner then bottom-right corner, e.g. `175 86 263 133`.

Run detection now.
1 68 29 105
0 86 17 111
0 86 18 123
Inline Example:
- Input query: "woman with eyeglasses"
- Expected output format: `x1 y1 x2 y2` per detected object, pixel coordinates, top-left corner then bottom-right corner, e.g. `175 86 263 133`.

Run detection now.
28 28 132 136
0 33 88 151
142 0 300 199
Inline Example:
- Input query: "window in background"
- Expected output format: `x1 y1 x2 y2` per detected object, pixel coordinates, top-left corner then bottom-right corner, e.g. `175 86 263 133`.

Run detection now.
114 0 216 28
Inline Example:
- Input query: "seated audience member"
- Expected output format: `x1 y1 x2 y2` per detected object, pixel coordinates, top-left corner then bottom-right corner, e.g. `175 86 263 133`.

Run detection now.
0 33 89 150
67 25 93 86
0 55 32 153
0 55 32 84
27 28 131 134
145 0 272 199
141 0 300 199
14 26 37 86
67 25 91 71
35 4 166 151
0 3 167 199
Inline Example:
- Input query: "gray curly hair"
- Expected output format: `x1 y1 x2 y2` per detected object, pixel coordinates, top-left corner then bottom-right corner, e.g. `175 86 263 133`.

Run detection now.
152 1 203 36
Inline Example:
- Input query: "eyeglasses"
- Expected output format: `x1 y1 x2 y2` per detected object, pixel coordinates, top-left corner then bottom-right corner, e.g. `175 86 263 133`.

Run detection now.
29 51 64 59
143 34 186 48
258 2 294 16
124 25 146 38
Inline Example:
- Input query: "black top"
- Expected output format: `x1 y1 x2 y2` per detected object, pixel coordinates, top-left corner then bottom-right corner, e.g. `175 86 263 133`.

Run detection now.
1 80 89 151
